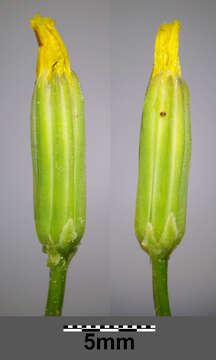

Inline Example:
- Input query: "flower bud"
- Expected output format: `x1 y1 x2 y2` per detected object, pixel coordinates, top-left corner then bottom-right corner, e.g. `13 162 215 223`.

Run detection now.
135 20 191 259
30 14 86 267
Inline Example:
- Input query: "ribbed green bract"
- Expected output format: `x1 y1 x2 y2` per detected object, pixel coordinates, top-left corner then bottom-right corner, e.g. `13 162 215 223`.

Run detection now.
135 72 191 259
31 71 86 267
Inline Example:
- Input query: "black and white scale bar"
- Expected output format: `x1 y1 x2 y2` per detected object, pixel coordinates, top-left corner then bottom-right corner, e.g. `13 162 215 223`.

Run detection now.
63 325 156 333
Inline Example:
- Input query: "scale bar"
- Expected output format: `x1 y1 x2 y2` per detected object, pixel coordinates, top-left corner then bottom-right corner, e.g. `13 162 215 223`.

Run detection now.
63 324 156 333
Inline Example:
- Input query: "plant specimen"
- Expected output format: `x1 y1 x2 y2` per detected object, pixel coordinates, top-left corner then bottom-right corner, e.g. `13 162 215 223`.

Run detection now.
135 20 191 316
30 14 86 316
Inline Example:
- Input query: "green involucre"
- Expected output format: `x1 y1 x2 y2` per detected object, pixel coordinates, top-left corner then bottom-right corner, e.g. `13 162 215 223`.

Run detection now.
135 72 191 259
31 71 86 267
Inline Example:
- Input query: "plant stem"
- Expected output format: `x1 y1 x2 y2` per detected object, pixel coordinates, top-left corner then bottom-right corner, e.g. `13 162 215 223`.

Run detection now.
45 262 68 316
151 256 171 316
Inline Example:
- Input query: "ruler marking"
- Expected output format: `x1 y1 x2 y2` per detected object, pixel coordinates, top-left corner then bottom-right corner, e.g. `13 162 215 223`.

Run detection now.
63 324 156 333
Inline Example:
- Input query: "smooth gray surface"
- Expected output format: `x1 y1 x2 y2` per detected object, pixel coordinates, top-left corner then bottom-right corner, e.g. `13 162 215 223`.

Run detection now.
110 0 216 315
0 0 110 315
0 317 214 359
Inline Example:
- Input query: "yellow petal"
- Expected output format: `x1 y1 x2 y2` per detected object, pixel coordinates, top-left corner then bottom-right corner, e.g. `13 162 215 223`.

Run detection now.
30 13 72 81
151 19 181 79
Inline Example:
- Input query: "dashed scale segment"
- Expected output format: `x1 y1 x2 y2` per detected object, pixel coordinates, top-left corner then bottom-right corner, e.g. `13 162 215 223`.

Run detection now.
63 324 156 333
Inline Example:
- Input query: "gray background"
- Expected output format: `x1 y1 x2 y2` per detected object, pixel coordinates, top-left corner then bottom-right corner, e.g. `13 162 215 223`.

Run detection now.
1 0 216 316
0 0 110 315
110 0 216 315
0 317 214 359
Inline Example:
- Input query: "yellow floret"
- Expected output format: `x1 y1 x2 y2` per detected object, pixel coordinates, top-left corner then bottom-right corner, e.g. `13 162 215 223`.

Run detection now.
151 19 181 79
30 13 72 81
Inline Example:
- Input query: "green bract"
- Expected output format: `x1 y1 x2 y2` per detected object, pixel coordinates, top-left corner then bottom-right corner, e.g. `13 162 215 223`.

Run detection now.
31 71 86 267
135 72 191 259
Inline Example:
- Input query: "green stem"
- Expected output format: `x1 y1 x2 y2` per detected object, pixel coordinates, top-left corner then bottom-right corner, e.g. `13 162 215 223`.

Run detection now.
45 262 68 316
151 256 171 316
